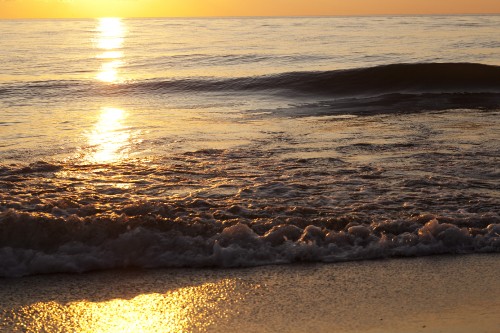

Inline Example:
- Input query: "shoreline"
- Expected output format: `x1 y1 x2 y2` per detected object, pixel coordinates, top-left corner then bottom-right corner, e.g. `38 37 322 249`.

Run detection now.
1 253 499 332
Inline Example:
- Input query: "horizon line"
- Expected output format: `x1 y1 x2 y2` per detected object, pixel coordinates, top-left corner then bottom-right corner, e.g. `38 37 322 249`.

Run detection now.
1 12 500 20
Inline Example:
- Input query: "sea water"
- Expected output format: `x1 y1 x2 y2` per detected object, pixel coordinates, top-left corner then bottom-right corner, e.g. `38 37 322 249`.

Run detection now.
0 16 499 277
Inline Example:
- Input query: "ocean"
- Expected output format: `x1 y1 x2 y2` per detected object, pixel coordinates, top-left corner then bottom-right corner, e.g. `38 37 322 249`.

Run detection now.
0 16 499 277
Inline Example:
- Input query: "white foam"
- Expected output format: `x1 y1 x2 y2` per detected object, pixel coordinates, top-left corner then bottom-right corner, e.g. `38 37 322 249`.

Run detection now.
1 217 498 277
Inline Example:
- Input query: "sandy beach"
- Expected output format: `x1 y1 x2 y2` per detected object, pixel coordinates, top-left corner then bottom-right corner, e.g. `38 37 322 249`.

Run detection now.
1 254 498 332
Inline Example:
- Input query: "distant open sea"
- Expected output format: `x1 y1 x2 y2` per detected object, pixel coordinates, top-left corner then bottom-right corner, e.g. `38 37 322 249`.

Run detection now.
0 16 499 277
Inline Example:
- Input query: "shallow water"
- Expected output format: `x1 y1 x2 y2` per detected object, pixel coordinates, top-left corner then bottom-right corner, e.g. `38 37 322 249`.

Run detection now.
0 16 499 276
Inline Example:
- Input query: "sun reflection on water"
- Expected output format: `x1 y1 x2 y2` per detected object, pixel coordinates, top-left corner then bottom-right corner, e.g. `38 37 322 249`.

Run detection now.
7 279 246 333
97 59 124 83
87 107 130 163
96 18 125 83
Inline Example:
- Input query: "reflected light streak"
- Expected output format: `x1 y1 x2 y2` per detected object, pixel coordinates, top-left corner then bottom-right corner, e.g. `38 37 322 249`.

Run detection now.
97 60 124 82
8 279 242 333
97 51 124 59
87 107 130 163
96 18 125 83
97 17 125 49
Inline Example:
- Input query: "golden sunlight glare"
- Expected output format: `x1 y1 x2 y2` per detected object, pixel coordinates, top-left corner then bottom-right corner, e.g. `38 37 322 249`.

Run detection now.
87 107 130 163
9 279 241 332
96 18 125 83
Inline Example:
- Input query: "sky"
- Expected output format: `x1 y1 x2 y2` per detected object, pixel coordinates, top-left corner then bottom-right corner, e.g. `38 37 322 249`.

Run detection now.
1 0 500 18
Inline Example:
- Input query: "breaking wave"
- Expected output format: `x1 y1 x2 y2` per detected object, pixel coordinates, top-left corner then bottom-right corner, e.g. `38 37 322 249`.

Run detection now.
129 62 500 96
2 63 499 116
1 208 499 278
1 155 499 277
2 63 500 98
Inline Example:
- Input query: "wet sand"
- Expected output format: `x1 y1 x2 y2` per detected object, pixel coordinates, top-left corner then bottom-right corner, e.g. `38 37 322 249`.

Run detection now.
1 254 499 333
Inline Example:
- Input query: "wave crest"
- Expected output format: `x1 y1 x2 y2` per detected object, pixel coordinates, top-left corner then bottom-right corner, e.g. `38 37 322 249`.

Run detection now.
1 208 498 277
2 63 499 100
128 62 500 96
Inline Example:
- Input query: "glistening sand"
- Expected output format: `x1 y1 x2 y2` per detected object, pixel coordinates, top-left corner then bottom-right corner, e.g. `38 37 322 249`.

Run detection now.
1 254 499 333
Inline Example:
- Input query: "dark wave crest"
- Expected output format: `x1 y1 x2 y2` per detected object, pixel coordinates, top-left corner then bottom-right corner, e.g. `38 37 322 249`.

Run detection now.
136 62 500 96
2 63 500 97
2 63 499 115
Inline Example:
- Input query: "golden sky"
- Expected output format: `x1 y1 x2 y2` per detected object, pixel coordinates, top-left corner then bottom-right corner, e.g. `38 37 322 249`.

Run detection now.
1 0 500 18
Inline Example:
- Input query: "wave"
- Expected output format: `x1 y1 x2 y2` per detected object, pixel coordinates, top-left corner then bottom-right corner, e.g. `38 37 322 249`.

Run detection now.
129 62 500 96
2 63 500 100
0 207 499 277
0 148 499 277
